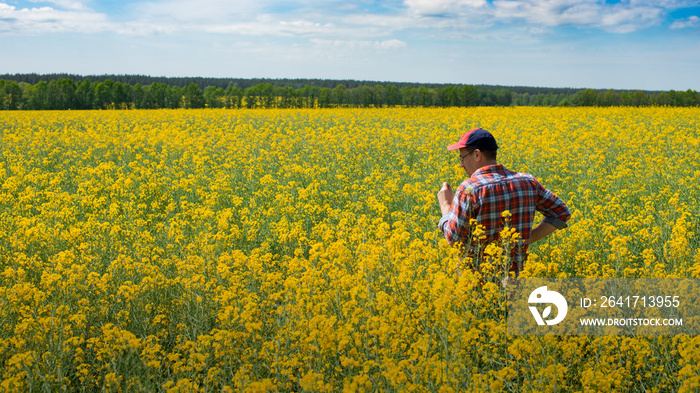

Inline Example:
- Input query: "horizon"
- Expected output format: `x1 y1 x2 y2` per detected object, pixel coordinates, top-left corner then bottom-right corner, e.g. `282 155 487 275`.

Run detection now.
1 0 699 91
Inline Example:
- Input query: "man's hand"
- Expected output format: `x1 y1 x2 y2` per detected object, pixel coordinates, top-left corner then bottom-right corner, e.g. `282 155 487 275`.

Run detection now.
437 182 454 216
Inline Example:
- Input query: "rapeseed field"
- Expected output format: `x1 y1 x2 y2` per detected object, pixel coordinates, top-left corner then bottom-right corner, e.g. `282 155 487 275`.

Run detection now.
0 107 699 392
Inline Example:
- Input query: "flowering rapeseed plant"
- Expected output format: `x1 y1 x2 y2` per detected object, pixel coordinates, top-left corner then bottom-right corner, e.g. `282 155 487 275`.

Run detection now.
0 107 698 391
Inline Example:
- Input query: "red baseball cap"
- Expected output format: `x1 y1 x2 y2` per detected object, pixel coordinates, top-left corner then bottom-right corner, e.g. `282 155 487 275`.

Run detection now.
447 128 499 151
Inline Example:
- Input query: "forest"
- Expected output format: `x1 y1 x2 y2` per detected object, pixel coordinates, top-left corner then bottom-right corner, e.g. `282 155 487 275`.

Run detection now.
0 74 698 110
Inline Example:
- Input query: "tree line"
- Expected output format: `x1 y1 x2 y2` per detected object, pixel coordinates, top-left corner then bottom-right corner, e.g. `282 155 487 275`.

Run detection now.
0 73 582 92
1 78 698 110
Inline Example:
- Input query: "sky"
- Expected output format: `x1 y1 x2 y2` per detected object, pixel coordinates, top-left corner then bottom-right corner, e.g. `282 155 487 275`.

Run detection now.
1 0 699 90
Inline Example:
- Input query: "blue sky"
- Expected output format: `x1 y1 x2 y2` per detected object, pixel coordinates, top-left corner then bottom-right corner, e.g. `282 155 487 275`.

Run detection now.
1 0 698 90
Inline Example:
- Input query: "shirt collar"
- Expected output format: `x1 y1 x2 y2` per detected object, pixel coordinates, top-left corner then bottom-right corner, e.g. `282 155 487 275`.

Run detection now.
472 163 506 177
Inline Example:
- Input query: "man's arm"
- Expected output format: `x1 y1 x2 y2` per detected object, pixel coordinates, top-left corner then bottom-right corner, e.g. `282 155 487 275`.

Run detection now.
437 182 453 216
529 221 557 244
437 182 474 246
532 180 571 244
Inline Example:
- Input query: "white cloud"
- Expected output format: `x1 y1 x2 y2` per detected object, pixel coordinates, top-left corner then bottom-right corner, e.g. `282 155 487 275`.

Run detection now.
133 0 262 22
114 20 177 35
670 15 700 29
110 0 397 38
0 0 696 40
490 0 666 33
401 0 694 34
629 0 698 8
492 0 596 26
596 5 663 33
27 0 88 10
310 38 407 50
377 38 408 49
203 18 338 37
0 2 109 34
405 0 486 16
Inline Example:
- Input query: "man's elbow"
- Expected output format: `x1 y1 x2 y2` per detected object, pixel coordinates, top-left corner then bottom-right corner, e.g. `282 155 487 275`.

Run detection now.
443 232 457 246
543 216 568 230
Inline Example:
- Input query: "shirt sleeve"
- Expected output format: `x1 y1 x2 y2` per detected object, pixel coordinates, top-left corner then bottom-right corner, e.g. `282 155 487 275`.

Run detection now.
438 185 476 245
535 181 571 229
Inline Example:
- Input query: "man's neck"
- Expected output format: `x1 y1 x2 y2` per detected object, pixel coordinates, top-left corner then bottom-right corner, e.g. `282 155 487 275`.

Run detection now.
472 161 500 176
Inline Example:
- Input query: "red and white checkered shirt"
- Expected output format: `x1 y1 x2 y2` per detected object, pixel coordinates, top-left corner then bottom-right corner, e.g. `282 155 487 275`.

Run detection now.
438 164 570 272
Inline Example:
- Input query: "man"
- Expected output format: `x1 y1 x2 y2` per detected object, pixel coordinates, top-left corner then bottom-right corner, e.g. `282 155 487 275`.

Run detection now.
436 128 571 275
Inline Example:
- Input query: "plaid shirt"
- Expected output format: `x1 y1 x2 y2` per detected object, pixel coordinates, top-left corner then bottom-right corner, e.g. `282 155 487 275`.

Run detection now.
438 164 570 272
